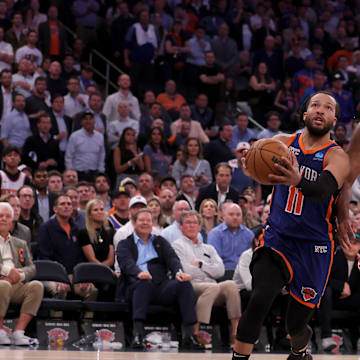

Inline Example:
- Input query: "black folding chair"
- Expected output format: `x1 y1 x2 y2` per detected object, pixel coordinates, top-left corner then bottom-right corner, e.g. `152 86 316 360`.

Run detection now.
33 260 82 314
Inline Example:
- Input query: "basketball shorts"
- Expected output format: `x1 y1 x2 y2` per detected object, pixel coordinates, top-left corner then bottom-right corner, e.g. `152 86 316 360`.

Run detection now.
254 227 334 309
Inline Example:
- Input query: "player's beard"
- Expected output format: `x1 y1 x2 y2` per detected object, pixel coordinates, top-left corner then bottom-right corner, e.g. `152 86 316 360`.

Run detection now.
304 115 333 137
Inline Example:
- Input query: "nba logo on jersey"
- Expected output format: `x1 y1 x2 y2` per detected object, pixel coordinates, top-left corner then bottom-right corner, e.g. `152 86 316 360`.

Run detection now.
313 152 324 161
301 287 317 301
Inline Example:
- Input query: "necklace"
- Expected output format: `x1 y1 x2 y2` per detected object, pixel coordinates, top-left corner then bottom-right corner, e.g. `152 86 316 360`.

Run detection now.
96 228 103 243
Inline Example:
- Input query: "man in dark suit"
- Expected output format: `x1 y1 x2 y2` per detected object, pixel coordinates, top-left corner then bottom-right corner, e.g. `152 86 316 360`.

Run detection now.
116 208 204 350
319 238 360 352
38 6 67 59
0 69 14 123
195 162 239 210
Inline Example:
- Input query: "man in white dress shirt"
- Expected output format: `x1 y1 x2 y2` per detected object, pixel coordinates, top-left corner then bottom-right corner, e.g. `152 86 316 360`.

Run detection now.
64 76 89 118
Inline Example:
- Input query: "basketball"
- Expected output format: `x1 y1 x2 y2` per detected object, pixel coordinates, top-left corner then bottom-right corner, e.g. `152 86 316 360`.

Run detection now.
245 138 292 185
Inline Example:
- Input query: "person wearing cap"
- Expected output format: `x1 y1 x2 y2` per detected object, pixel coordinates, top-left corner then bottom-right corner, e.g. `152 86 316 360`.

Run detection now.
229 142 261 201
113 195 161 274
108 187 130 231
293 53 317 100
120 177 137 198
65 111 105 182
330 71 354 125
0 146 31 196
159 176 178 195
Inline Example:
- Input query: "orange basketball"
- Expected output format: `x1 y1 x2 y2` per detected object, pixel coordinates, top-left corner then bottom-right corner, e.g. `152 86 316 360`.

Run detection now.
245 138 291 185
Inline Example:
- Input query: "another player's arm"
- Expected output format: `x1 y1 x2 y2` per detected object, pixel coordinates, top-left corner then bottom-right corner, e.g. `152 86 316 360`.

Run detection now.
344 123 360 187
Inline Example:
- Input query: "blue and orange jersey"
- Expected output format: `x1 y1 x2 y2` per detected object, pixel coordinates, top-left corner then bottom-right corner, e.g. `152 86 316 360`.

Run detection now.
265 132 340 243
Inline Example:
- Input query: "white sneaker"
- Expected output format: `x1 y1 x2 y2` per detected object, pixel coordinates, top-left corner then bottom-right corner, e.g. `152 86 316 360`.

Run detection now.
0 329 11 345
11 330 39 346
321 337 337 352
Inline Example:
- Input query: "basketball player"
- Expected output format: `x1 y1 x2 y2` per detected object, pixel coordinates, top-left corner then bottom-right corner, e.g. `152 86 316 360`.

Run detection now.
233 91 350 360
0 146 31 195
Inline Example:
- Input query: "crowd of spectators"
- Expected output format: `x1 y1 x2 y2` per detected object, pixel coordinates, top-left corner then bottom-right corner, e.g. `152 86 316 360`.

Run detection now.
0 0 360 354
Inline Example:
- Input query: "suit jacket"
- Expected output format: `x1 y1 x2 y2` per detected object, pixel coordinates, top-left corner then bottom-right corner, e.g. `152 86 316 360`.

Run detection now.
0 85 16 121
12 222 31 247
33 190 58 219
328 248 360 298
116 234 183 300
0 236 35 282
5 28 26 51
49 110 73 139
38 21 67 57
195 182 239 210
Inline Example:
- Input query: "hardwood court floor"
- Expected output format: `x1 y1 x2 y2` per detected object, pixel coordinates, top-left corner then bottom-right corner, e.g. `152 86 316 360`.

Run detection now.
0 350 358 360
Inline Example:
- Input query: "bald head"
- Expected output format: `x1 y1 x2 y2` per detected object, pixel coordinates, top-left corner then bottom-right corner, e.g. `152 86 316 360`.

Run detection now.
173 200 190 222
224 203 242 230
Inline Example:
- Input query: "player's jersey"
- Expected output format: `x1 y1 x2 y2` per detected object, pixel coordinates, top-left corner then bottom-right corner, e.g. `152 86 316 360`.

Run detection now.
0 170 27 195
265 132 340 243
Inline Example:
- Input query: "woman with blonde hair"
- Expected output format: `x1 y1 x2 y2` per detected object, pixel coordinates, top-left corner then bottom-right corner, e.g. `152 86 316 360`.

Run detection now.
78 199 115 268
199 198 219 243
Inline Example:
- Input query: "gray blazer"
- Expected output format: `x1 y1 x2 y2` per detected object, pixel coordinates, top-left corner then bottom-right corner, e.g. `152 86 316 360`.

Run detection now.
12 223 31 247
0 236 35 282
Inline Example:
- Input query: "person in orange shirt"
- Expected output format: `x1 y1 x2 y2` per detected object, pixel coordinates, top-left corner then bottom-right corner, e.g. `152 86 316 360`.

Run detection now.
156 79 187 113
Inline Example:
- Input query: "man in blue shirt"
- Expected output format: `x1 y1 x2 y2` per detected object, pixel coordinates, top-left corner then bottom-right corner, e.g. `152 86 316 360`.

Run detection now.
229 113 256 150
208 203 254 280
116 208 203 350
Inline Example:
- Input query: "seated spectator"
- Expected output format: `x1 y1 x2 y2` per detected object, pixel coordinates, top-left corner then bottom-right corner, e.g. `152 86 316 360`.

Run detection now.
199 198 219 243
32 168 57 222
161 200 203 244
148 197 166 233
108 187 130 231
144 127 172 177
78 199 114 268
15 30 43 68
0 202 43 346
319 236 360 352
64 77 89 118
249 62 276 125
103 74 140 124
172 137 212 189
293 54 317 101
0 1 10 33
113 195 162 273
211 23 238 76
22 114 60 171
298 71 327 107
156 79 187 114
1 94 31 149
76 181 90 211
46 61 67 97
113 127 144 189
79 65 97 94
38 193 97 304
229 113 255 151
172 210 241 347
168 119 191 149
0 69 13 121
160 176 178 195
65 111 105 182
257 111 282 139
38 6 67 59
64 186 85 230
5 12 26 52
240 194 261 230
107 101 139 150
12 58 35 98
120 177 137 198
138 173 156 202
94 173 111 213
171 104 209 145
334 123 347 143
0 194 31 247
116 208 203 350
229 142 261 197
190 93 215 138
199 51 225 109
0 27 13 73
47 170 63 194
195 162 239 210
176 174 197 210
63 169 78 187
0 146 31 195
208 203 254 280
61 54 80 83
203 123 235 172
18 185 42 243
274 77 298 131
158 187 175 227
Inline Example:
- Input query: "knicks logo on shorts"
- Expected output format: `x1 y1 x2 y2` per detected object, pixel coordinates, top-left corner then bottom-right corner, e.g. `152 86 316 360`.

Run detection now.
301 287 317 302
